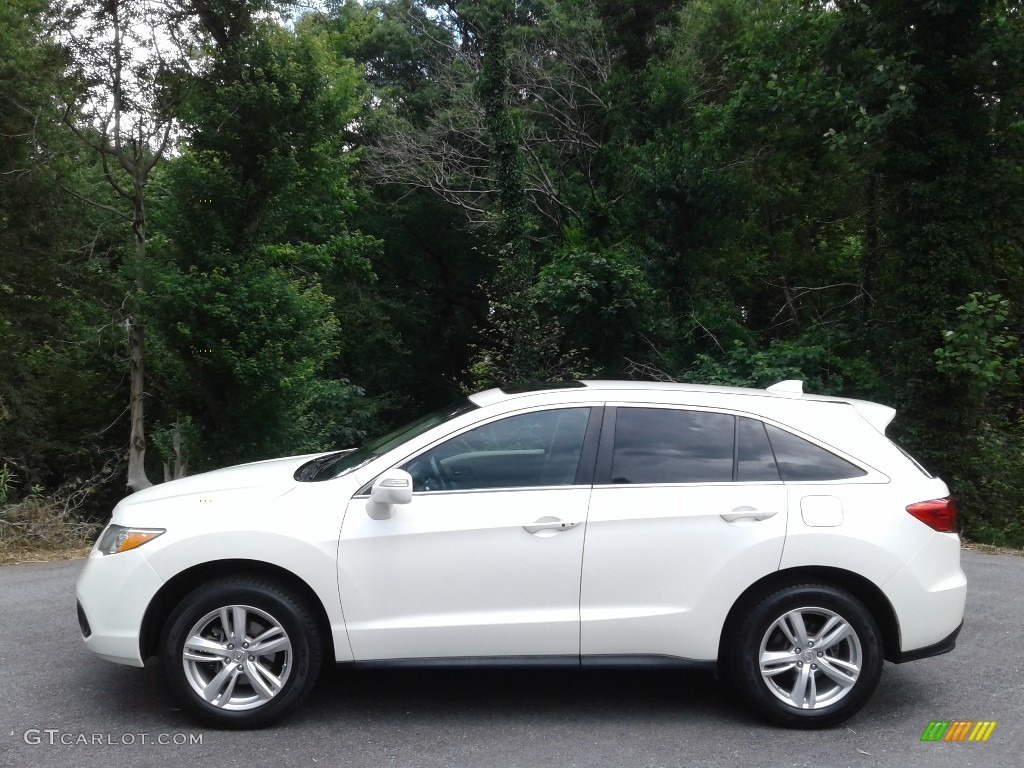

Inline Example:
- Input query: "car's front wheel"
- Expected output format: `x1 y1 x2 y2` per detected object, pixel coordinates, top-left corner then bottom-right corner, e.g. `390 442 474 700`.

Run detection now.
160 578 323 729
726 583 883 728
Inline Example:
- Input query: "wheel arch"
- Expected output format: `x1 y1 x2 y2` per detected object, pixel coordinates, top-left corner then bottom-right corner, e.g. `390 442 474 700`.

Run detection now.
718 566 901 665
140 559 335 665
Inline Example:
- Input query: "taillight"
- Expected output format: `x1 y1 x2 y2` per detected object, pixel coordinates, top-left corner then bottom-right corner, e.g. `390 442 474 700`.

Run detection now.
906 497 957 532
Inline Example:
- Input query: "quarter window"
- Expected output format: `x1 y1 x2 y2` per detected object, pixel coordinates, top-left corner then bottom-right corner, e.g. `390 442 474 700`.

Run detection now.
402 408 591 492
764 424 867 481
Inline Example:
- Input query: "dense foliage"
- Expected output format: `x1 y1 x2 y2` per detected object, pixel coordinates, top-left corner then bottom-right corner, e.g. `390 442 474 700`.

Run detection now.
1 0 1022 545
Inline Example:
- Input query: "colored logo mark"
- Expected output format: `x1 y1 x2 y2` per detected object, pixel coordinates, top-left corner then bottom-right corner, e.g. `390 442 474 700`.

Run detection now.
921 721 997 742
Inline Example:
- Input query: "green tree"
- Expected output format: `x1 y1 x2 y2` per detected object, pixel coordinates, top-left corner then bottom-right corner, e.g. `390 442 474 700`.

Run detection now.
349 1 648 385
144 10 382 466
312 1 491 408
1 0 127 507
55 0 194 491
829 0 1024 541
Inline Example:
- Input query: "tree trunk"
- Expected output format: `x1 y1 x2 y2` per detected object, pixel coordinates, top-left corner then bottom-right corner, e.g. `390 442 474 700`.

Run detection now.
162 417 188 482
125 171 153 492
125 316 152 492
62 0 175 492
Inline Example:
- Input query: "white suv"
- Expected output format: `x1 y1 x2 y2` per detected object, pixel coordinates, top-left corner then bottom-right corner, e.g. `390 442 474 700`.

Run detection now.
76 380 966 729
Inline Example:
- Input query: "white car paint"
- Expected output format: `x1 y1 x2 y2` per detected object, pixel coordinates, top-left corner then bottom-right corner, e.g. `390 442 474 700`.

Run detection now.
581 481 788 659
76 379 967 725
339 485 591 659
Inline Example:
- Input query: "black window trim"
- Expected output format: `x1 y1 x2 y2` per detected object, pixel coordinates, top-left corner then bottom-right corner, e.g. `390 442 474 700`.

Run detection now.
572 404 605 486
592 405 617 486
731 416 741 483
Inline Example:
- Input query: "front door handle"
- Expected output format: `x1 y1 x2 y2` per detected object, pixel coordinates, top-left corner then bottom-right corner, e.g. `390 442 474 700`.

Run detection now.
523 516 581 535
720 507 778 523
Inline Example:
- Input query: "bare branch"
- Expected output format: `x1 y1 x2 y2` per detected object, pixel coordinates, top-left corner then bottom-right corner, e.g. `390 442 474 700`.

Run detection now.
623 358 679 383
55 179 132 221
362 4 616 232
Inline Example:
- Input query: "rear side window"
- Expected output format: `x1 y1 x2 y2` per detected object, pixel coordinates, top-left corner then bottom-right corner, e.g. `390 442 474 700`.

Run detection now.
764 424 867 481
610 408 735 484
602 408 866 485
737 417 781 481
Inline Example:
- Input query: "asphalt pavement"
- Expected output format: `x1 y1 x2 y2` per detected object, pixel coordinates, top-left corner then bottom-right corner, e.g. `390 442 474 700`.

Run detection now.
1 550 1021 768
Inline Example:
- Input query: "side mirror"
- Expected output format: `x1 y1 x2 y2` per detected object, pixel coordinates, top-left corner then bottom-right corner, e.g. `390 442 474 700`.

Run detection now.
366 468 413 520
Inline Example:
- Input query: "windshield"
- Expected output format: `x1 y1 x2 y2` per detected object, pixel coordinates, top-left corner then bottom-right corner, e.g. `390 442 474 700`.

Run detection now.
298 399 479 481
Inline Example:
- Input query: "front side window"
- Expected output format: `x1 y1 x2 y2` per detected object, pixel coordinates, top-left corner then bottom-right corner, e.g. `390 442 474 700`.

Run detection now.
402 408 591 492
610 408 735 484
303 400 479 481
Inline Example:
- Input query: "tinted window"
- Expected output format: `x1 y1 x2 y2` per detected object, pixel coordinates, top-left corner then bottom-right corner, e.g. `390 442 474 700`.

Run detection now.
737 417 781 481
610 408 735 484
307 399 478 481
764 424 867 481
403 408 591 491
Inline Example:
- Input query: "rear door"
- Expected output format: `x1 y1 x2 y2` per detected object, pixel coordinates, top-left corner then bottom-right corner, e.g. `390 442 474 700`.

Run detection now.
580 406 788 660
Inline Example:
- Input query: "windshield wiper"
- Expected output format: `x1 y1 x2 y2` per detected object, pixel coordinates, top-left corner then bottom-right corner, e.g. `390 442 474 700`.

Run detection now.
294 449 355 481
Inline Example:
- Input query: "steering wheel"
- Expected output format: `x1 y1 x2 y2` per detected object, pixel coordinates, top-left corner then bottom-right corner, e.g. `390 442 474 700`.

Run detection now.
426 454 449 491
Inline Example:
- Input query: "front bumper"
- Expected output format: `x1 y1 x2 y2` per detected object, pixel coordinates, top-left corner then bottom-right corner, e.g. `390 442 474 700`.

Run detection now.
75 548 166 667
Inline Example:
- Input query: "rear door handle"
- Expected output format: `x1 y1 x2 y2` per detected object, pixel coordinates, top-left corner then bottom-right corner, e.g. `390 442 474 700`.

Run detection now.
523 516 581 535
720 507 778 523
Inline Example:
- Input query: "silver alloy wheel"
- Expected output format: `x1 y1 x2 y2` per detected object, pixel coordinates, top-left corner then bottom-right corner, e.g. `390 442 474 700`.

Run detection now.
758 606 862 710
181 604 293 711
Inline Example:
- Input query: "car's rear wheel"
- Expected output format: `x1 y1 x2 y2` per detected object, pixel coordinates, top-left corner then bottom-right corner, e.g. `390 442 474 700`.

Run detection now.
726 584 883 728
160 578 322 729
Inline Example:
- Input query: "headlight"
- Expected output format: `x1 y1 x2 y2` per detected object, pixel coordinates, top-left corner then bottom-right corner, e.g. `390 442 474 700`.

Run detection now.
95 524 165 555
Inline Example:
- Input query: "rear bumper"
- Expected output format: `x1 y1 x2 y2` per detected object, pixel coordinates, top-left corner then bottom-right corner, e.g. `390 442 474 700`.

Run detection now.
881 531 967 656
893 619 963 663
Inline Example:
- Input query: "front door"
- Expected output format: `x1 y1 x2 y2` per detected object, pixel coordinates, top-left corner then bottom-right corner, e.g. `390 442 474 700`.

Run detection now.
339 406 597 661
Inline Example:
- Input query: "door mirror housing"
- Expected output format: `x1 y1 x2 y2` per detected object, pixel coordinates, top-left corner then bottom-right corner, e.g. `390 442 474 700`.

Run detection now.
366 469 413 519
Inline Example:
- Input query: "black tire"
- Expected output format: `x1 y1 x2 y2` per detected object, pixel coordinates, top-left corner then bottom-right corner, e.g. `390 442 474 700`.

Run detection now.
159 578 323 729
726 583 883 728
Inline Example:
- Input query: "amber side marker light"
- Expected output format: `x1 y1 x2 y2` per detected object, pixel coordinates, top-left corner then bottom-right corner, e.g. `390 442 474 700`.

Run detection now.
906 497 957 532
95 524 166 555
